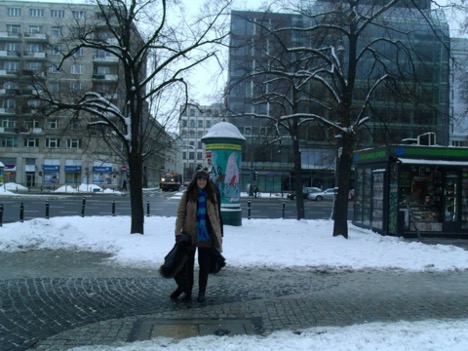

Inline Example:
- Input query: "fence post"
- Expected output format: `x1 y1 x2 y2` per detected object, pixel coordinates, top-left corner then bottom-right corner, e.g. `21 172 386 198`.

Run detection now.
146 201 150 217
45 201 50 219
247 200 251 220
81 197 86 217
282 201 285 219
112 200 116 216
0 204 3 227
20 203 24 222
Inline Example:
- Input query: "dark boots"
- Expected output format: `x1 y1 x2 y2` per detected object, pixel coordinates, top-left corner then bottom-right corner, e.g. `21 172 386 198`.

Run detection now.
170 287 191 301
170 287 183 300
197 291 206 303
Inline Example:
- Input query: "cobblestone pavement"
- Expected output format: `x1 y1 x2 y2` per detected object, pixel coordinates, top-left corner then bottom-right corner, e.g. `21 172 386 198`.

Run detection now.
0 249 467 351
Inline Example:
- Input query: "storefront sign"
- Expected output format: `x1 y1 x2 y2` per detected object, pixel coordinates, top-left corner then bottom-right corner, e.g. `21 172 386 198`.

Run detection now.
65 166 82 172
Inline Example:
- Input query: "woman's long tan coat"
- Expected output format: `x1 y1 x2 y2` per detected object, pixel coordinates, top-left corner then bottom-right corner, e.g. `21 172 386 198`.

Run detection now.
175 191 222 251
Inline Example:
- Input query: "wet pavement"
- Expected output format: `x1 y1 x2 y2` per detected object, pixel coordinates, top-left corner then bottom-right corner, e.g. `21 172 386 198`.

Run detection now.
0 245 467 351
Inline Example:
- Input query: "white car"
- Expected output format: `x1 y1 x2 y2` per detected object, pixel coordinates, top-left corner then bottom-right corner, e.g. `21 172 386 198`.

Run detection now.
308 187 338 201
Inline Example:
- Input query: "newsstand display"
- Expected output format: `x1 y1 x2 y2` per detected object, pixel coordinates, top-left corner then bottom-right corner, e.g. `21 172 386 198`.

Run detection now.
352 145 468 238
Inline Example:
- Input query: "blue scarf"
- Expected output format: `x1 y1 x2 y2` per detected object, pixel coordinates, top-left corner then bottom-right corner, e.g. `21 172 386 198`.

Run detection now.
196 189 210 243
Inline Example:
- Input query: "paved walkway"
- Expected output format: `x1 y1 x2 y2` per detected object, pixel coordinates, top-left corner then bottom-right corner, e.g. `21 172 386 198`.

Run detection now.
0 245 467 351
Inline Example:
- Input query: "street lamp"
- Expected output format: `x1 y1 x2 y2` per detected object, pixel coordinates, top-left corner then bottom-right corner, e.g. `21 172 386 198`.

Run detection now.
182 144 195 182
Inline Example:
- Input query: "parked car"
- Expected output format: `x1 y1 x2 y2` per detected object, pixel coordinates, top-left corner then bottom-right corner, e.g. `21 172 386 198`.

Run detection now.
308 187 338 201
287 187 321 200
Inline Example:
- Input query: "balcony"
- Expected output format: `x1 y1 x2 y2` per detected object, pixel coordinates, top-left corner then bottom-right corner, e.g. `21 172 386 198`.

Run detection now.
24 51 46 59
0 69 17 76
23 32 47 40
0 108 16 114
106 38 119 45
0 88 17 96
93 55 119 63
0 127 17 133
92 74 118 81
0 31 22 39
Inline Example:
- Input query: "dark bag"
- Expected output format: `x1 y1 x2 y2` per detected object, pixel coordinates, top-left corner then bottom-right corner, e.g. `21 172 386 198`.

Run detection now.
159 234 191 278
209 248 226 274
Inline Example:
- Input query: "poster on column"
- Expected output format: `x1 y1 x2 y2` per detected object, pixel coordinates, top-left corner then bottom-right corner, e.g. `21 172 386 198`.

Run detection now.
205 143 241 204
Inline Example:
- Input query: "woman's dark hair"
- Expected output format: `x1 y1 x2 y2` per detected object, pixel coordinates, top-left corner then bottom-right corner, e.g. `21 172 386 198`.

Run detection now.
186 176 217 203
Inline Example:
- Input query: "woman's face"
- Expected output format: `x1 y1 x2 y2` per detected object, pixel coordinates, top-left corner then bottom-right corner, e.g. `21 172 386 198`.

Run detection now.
197 177 207 189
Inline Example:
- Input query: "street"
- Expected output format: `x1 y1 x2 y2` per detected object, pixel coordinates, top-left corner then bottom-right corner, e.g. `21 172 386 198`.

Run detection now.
0 189 353 224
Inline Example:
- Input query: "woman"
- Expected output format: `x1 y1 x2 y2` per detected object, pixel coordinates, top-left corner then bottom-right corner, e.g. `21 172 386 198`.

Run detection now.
171 169 222 303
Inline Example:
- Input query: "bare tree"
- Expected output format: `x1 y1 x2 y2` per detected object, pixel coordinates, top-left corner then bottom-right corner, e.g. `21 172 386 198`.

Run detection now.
229 0 450 237
36 0 231 234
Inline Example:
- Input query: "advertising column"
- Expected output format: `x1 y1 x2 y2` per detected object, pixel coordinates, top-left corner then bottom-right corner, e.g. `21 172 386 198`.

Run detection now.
202 122 246 226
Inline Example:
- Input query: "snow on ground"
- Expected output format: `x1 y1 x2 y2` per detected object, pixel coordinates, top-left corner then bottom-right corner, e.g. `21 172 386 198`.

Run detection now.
0 183 467 350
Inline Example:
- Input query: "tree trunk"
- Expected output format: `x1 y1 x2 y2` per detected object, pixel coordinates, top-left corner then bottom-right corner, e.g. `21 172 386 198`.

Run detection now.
128 151 145 234
332 134 354 238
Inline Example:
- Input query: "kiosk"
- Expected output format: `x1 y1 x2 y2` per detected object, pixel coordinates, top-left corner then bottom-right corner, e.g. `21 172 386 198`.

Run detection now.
353 145 468 238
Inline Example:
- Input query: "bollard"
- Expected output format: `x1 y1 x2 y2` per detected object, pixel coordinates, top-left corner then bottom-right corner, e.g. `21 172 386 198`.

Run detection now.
282 201 285 219
0 204 3 227
146 201 150 217
81 197 86 217
45 201 50 219
20 203 24 222
247 200 251 220
112 200 116 216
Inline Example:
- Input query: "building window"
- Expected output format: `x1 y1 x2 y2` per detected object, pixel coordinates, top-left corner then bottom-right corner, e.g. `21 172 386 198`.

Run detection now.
24 119 40 128
4 81 17 90
69 121 80 130
70 81 81 92
66 138 82 148
96 66 110 74
1 118 16 128
7 8 21 17
28 43 42 53
6 25 21 35
29 26 43 34
4 61 19 72
71 64 83 74
50 9 65 18
49 82 59 92
1 137 17 147
206 120 211 128
24 138 39 147
4 99 16 110
27 62 42 73
74 48 85 57
27 99 40 109
51 26 62 37
5 42 20 52
45 138 60 148
48 63 60 73
29 9 44 17
47 119 58 129
72 11 86 19
51 45 61 56
198 120 203 128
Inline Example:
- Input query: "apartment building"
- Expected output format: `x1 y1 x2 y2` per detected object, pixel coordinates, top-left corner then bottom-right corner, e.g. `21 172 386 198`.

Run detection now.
0 0 167 190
